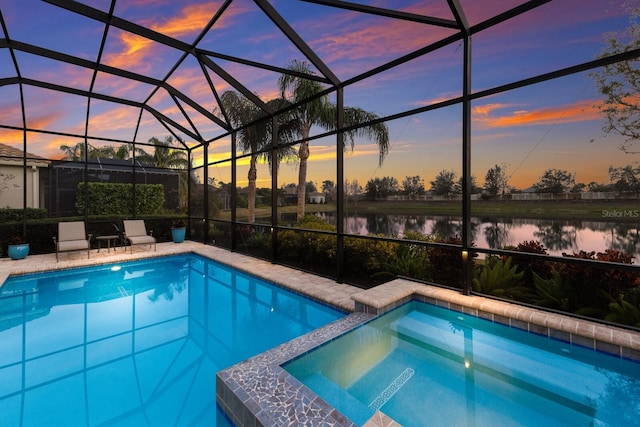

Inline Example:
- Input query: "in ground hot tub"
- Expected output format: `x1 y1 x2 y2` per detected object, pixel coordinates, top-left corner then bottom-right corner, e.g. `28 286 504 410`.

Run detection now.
284 300 640 426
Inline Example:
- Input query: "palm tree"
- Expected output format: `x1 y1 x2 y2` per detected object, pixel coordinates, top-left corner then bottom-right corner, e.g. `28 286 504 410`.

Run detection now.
89 143 132 160
137 136 188 169
60 142 93 161
278 60 390 220
219 91 297 223
135 136 189 211
60 142 132 161
220 91 264 223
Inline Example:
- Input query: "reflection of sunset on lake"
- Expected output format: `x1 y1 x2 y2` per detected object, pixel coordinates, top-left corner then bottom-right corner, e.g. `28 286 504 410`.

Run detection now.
323 214 640 258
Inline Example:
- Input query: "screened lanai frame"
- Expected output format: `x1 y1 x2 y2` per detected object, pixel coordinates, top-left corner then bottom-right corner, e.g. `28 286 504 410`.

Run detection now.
2 1 640 327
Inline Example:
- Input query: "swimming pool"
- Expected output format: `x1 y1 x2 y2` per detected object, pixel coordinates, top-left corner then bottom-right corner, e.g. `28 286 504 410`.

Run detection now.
284 300 640 426
0 254 344 426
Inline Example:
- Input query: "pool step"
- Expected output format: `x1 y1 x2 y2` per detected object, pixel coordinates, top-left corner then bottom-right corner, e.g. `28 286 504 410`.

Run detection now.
304 373 373 426
390 310 601 416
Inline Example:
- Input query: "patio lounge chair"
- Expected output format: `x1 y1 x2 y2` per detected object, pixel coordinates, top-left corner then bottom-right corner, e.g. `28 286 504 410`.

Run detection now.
123 220 156 253
53 221 92 262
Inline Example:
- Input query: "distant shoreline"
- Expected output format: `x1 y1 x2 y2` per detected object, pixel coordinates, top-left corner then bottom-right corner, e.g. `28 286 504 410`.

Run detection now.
234 199 640 222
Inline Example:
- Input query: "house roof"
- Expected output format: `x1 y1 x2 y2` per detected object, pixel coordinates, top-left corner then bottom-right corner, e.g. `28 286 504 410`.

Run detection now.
0 143 47 160
0 143 49 166
51 158 179 175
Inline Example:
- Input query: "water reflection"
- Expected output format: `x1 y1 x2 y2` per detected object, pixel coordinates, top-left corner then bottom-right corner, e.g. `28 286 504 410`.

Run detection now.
314 213 640 257
482 219 514 250
533 222 578 252
0 255 342 427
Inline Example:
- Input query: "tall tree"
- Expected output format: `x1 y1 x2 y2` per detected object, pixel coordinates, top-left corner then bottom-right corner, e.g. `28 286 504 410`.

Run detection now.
137 136 187 169
278 60 390 220
365 176 399 200
322 179 335 201
321 180 334 193
609 163 640 195
344 179 362 201
532 169 575 194
484 164 510 196
456 174 481 195
402 175 425 199
305 181 317 197
60 142 93 161
591 1 640 153
96 144 131 160
61 142 132 161
430 170 457 196
218 91 265 223
218 91 297 223
136 136 189 210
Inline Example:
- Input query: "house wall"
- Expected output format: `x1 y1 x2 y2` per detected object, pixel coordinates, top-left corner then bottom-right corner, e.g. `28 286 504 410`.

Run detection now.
0 161 44 209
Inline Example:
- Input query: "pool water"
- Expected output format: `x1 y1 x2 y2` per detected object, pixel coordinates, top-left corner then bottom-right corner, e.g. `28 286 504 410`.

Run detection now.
284 301 640 427
0 254 344 426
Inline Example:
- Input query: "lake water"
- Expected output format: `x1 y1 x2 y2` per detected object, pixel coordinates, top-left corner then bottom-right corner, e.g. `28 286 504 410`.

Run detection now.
310 213 640 258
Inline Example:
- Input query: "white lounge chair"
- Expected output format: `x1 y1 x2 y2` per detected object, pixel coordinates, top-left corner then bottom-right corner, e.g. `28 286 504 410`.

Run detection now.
123 220 156 253
53 221 92 262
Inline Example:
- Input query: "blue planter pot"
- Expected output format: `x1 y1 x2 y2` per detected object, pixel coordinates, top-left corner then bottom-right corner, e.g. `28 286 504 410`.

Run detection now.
8 243 29 260
171 227 186 243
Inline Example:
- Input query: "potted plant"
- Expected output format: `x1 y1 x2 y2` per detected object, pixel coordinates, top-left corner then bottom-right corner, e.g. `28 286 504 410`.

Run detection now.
7 234 29 260
171 219 187 243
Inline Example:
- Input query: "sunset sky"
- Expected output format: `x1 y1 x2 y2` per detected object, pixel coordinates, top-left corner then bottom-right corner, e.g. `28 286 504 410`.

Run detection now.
0 0 636 190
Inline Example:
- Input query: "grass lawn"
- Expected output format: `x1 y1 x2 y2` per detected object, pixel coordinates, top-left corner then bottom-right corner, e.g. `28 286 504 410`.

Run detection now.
219 199 640 222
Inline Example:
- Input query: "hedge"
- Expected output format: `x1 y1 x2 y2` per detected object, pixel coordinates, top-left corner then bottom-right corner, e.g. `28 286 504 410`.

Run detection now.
0 207 47 222
76 182 165 215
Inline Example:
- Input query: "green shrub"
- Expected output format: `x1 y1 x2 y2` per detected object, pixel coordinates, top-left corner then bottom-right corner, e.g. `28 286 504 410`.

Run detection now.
0 207 47 222
343 236 399 279
76 182 164 215
532 269 572 311
376 233 432 281
377 250 429 281
245 229 271 250
553 249 640 319
472 256 525 298
277 215 336 267
605 295 640 327
296 214 336 231
505 240 551 288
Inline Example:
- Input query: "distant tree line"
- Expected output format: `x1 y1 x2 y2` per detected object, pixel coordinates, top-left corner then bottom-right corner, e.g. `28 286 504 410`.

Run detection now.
296 163 640 201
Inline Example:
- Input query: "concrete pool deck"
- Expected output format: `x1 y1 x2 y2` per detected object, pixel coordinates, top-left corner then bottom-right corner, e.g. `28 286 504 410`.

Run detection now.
0 241 360 313
2 241 639 427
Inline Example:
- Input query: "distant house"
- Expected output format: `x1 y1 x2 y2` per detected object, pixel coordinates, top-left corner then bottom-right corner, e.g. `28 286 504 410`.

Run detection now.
0 143 49 209
308 191 325 204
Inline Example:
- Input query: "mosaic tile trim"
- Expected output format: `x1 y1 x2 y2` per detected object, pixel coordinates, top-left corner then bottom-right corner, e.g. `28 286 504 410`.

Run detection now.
217 312 374 427
368 368 414 412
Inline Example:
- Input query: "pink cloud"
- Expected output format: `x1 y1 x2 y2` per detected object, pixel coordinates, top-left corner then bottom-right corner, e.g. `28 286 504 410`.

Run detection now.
473 100 602 129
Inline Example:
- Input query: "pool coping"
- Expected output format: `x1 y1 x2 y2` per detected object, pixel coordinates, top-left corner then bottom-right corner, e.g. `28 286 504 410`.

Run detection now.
352 279 640 361
217 279 640 427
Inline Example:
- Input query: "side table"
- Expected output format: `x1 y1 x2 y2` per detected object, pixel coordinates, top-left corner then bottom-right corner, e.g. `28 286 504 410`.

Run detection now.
96 235 120 253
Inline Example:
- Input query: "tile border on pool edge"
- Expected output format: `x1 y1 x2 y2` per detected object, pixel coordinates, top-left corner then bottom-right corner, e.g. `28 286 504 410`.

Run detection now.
216 312 375 427
351 279 640 362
